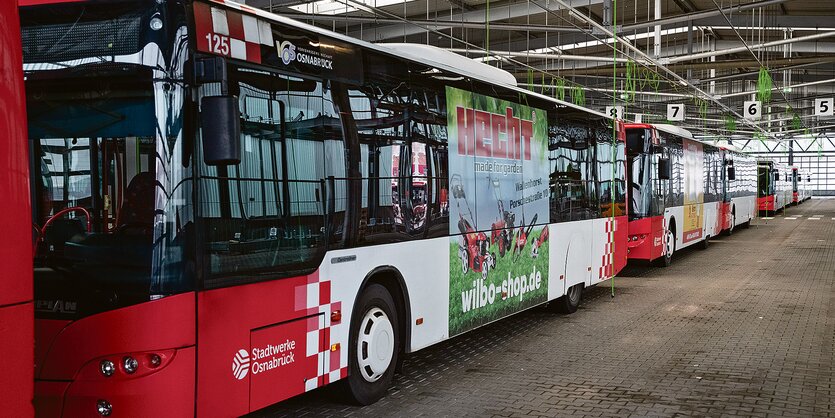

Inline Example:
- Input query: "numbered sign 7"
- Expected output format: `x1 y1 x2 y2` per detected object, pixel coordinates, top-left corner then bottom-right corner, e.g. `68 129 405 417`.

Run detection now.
667 104 685 121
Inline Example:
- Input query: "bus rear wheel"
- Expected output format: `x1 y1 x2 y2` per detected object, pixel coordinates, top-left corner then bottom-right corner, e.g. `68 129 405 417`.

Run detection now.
551 283 583 314
700 235 710 250
342 284 399 405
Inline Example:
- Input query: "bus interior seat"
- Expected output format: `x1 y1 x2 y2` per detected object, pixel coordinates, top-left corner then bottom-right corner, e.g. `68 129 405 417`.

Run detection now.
117 171 155 234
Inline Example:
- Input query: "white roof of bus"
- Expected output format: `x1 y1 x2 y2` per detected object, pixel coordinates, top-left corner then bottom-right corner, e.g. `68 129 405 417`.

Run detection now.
380 43 517 87
207 0 609 119
653 124 695 140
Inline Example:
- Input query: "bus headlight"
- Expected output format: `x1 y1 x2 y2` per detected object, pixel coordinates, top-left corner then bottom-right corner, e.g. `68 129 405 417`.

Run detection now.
123 356 138 374
96 399 112 416
149 17 163 31
100 360 115 377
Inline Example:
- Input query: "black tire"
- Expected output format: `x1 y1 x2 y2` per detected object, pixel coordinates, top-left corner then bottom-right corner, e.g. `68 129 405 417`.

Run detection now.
700 235 710 250
655 225 675 267
551 283 583 314
726 214 735 236
742 219 751 229
341 284 399 405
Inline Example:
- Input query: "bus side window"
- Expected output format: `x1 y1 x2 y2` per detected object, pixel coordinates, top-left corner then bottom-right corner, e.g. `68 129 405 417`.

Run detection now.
548 121 595 222
197 69 344 286
348 62 413 244
405 67 450 238
594 126 624 218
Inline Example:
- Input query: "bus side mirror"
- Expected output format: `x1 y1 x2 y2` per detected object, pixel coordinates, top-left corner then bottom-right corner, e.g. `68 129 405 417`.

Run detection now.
727 167 736 181
658 158 671 180
773 172 780 183
201 96 241 166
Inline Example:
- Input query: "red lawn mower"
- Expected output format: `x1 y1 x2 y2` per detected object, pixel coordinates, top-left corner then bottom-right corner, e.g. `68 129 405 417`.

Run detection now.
488 178 516 258
530 226 549 259
451 174 496 280
511 213 538 261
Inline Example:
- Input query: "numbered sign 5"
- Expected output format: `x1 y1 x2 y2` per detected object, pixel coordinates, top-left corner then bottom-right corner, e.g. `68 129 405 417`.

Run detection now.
605 105 624 120
743 101 762 120
815 98 834 117
667 104 685 121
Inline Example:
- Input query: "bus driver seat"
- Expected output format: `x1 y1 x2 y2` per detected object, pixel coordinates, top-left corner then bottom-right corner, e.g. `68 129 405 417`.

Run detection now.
117 171 156 235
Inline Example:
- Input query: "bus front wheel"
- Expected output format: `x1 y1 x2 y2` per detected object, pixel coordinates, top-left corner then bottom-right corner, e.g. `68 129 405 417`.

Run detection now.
342 284 400 405
656 226 675 267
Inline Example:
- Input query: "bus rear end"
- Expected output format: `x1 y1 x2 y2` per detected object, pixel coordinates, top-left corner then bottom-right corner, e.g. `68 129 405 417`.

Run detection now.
0 1 34 415
21 1 197 415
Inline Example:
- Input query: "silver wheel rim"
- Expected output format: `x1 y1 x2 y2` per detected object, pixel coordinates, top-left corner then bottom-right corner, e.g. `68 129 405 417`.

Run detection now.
461 250 468 273
357 307 394 383
664 229 674 258
482 260 488 280
568 285 581 304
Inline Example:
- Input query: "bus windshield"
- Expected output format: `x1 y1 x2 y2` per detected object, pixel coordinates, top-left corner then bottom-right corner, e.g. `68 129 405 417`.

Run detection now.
757 165 773 197
22 0 193 319
625 128 651 221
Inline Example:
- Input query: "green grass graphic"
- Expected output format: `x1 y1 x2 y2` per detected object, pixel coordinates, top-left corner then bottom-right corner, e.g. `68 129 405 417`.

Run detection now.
448 229 550 336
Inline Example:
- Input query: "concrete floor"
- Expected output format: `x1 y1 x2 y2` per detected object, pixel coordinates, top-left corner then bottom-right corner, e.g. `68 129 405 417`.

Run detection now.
257 198 835 417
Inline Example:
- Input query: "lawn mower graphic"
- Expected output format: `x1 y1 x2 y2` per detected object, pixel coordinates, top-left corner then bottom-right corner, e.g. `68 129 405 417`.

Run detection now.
511 213 538 261
530 226 549 259
488 178 516 258
451 174 496 280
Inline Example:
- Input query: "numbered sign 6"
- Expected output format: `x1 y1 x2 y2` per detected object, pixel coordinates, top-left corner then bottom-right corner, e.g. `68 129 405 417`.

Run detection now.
667 104 685 121
743 101 762 120
815 98 834 117
605 105 624 120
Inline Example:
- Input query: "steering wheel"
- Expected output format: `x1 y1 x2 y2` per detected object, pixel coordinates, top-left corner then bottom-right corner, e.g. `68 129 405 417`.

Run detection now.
35 207 92 254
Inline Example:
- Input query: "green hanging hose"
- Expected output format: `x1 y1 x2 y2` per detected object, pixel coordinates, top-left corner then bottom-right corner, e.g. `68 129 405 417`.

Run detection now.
570 85 585 106
724 114 737 132
756 67 773 103
610 0 617 298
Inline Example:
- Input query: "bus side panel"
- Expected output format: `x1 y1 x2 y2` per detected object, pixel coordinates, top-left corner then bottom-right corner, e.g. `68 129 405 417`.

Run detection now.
548 221 592 297
704 201 721 239
196 275 328 417
665 206 688 251
591 215 627 285
0 303 34 417
731 196 756 226
0 0 32 413
323 238 450 354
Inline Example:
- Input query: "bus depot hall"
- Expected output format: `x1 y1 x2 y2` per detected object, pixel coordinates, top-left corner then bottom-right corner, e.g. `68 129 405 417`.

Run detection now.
263 199 835 416
5 0 835 417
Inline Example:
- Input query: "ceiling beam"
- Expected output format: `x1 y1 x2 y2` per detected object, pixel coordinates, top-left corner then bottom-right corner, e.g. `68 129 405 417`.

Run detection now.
344 0 604 41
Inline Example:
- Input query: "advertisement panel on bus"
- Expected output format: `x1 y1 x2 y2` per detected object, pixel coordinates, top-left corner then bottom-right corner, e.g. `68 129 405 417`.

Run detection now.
445 86 550 337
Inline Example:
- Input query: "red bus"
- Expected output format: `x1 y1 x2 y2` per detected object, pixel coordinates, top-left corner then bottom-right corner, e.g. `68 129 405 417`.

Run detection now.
623 123 757 266
791 167 812 204
0 0 34 415
757 159 791 215
21 0 627 415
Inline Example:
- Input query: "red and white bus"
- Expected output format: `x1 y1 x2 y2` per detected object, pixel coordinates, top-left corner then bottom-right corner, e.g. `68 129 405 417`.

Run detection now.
21 0 627 415
623 123 757 266
791 167 812 204
757 159 792 215
0 0 34 415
